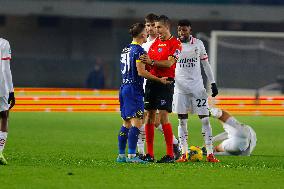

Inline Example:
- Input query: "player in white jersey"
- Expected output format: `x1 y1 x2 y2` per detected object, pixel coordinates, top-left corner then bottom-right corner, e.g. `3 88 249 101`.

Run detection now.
137 13 181 160
0 38 15 165
173 20 219 163
206 107 257 156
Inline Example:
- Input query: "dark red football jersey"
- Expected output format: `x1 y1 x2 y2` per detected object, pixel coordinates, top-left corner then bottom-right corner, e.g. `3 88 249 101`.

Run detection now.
148 36 182 78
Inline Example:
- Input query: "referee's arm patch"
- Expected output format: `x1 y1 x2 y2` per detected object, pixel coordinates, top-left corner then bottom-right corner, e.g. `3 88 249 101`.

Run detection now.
168 55 178 62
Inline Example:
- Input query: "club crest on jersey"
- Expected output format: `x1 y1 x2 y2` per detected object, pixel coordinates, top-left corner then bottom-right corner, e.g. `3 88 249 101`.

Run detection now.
174 49 181 57
161 100 166 106
158 48 163 52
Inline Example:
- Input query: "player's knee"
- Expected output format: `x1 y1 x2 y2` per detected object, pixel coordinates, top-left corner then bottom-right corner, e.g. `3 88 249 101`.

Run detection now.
123 120 132 128
215 144 224 152
146 111 156 124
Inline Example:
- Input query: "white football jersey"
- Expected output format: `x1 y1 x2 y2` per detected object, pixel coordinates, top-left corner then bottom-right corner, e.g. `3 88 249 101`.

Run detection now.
0 38 13 97
142 36 156 53
174 36 209 94
222 123 257 155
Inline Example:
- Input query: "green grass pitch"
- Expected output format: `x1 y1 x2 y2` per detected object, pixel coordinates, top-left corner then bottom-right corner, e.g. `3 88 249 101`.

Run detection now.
1 112 284 188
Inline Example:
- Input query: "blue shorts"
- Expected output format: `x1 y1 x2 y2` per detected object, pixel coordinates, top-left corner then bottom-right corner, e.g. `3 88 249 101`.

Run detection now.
119 84 144 120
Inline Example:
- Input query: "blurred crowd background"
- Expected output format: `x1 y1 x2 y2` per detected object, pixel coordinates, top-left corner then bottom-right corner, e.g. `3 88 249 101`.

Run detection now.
0 0 283 92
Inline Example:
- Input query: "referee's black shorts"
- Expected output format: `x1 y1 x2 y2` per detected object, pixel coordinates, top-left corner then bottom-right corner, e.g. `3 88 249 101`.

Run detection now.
144 78 174 113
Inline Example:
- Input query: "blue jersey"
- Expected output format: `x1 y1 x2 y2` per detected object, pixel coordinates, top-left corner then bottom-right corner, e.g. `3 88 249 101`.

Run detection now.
120 42 145 91
119 41 145 120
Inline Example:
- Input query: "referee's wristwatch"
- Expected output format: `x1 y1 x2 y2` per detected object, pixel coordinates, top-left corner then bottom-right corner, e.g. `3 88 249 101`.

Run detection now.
151 59 155 66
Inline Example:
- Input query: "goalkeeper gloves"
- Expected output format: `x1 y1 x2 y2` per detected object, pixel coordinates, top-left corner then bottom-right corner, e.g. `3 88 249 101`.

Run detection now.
211 83 218 97
8 92 15 109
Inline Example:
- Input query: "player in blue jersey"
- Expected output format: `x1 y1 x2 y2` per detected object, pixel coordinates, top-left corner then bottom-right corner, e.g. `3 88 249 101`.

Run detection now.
117 23 171 163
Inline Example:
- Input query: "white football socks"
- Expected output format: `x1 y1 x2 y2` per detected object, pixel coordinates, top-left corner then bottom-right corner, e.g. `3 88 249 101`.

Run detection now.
156 124 179 145
0 131 8 152
201 117 213 155
137 125 145 155
178 119 188 154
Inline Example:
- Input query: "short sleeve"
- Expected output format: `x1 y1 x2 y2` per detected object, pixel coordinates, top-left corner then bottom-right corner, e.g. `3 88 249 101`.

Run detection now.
136 46 146 63
169 39 182 61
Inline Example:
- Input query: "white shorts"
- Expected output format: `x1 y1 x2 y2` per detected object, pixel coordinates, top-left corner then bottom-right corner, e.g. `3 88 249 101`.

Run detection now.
172 90 209 115
0 95 9 112
221 137 249 155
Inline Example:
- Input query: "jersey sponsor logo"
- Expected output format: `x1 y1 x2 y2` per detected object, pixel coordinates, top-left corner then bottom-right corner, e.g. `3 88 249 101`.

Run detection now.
158 48 163 52
178 57 198 64
158 44 167 47
177 57 198 68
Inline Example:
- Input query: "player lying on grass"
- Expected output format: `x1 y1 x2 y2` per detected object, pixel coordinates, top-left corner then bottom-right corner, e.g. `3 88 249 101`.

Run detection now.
117 23 171 163
0 38 15 165
206 107 257 156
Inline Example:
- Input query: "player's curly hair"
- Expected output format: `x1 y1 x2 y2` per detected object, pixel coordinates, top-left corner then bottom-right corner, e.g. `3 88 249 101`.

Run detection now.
157 15 171 27
145 13 158 23
129 23 145 38
178 19 192 27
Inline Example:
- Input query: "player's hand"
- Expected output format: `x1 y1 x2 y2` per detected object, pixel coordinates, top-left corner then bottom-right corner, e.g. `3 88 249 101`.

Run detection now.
8 92 15 109
159 77 172 85
139 54 152 65
211 83 218 97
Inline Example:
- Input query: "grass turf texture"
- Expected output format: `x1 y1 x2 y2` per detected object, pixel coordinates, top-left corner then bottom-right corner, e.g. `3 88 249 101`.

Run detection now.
0 112 283 189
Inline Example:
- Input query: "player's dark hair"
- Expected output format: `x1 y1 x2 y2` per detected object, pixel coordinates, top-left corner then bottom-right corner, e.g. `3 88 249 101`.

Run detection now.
157 15 171 27
129 23 145 38
145 13 158 23
178 19 192 27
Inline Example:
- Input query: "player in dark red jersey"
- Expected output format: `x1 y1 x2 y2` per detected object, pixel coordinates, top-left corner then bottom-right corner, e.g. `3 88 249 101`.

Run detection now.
140 15 182 163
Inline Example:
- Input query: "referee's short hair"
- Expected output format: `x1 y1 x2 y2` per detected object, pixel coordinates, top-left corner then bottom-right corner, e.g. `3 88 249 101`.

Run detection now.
157 15 171 27
129 23 145 38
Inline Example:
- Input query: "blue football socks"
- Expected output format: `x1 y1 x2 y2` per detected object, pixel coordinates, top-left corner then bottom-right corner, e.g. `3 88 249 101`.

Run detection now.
118 126 129 154
128 126 140 155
